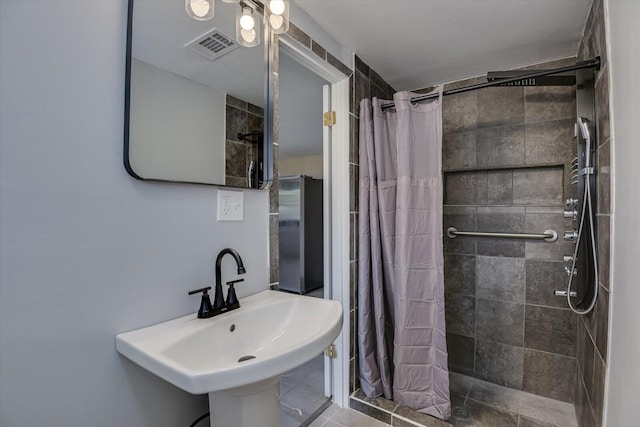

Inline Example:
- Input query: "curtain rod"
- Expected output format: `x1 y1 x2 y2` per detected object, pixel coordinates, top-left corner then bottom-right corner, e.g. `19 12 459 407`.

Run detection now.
380 57 601 110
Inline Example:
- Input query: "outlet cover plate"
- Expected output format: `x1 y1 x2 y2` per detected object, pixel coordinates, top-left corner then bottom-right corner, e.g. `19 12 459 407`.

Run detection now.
217 190 244 221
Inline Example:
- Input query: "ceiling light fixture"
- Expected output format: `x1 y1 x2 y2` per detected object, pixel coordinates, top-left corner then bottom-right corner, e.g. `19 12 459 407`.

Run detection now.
266 0 289 34
236 3 261 48
185 0 215 21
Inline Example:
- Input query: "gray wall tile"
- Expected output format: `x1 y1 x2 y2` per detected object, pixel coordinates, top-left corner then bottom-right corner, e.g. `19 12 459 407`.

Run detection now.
355 70 370 114
513 167 564 206
269 214 279 283
225 140 247 177
476 256 525 303
286 23 311 48
524 305 577 356
525 119 575 165
591 354 605 425
596 215 610 290
577 318 595 398
476 299 524 346
524 212 573 260
475 340 524 389
476 212 525 257
443 131 476 170
594 285 609 361
445 172 488 205
447 333 475 376
477 87 524 128
445 293 475 337
523 349 576 403
576 371 597 427
443 91 477 134
595 66 610 143
487 170 513 205
525 86 576 123
476 125 525 168
596 140 611 215
310 40 326 61
350 114 359 164
525 260 567 308
444 210 476 255
444 254 476 296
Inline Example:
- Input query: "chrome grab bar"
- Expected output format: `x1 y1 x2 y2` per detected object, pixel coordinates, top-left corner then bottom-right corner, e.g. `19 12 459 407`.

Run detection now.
446 227 558 243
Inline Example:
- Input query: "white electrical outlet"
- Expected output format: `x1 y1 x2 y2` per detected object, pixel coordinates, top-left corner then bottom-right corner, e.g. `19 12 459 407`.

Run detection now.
217 190 244 221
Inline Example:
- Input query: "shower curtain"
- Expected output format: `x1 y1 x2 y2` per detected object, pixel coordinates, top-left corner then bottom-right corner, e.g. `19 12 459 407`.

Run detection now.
357 89 450 419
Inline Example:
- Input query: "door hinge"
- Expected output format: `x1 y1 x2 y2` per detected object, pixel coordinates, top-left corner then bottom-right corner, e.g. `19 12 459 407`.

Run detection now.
324 344 337 358
323 111 336 127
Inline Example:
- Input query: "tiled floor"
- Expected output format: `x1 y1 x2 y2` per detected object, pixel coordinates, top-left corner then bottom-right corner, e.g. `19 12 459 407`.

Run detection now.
281 354 329 426
309 404 390 427
345 373 577 427
449 372 578 426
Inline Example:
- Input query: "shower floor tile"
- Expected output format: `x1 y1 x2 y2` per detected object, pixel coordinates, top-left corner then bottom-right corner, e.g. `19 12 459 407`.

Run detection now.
348 374 577 427
450 372 578 427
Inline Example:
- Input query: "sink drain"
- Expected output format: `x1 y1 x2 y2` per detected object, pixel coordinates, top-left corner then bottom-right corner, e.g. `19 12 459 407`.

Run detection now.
238 355 256 363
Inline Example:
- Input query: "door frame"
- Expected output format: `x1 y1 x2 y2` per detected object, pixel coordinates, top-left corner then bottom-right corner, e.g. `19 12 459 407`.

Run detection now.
279 34 351 408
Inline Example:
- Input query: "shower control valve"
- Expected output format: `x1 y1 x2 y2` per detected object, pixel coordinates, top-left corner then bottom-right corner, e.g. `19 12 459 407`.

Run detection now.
554 290 578 297
564 230 578 243
565 266 578 277
563 209 578 221
565 198 579 208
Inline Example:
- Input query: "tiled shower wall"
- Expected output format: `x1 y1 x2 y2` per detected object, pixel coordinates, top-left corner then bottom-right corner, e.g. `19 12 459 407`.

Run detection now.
225 95 263 187
574 0 612 425
436 58 581 403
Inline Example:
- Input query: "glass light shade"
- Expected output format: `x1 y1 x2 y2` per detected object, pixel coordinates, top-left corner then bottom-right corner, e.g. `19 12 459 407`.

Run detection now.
267 0 289 34
185 0 215 21
240 7 255 31
236 4 261 47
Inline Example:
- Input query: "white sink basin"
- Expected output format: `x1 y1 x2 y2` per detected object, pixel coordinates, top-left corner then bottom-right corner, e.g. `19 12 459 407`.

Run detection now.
116 290 343 396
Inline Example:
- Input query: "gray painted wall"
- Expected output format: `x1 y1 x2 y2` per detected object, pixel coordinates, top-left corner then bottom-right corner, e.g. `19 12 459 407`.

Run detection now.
0 1 269 426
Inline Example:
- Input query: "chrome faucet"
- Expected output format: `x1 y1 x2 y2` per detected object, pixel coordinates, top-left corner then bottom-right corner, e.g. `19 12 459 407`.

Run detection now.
214 248 246 313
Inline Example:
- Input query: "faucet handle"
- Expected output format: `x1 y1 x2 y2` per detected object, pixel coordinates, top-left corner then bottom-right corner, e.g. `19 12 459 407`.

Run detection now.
188 286 212 295
225 279 243 310
188 287 215 319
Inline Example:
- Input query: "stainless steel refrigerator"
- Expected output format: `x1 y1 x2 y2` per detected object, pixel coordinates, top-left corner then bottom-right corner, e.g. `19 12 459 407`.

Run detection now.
278 175 323 294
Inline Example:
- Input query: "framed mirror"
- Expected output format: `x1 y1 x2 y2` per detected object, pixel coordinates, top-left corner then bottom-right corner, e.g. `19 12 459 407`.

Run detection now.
124 0 273 188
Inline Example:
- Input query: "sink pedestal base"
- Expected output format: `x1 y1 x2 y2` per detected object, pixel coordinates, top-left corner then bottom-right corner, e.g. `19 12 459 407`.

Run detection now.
208 376 281 427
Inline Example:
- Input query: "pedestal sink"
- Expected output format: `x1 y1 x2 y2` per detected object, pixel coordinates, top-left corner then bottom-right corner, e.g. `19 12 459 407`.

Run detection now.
116 290 343 427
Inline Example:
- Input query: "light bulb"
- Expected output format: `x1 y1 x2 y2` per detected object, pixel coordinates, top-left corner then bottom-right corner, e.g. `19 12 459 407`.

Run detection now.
241 28 257 44
190 0 210 18
269 14 284 30
240 7 255 31
270 0 285 15
186 0 214 21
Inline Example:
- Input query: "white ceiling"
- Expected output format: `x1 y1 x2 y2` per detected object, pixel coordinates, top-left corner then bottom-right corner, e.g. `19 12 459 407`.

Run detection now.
295 0 592 90
133 0 264 106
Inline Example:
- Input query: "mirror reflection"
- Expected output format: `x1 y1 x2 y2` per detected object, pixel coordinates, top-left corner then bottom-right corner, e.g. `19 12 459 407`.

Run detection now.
125 0 270 188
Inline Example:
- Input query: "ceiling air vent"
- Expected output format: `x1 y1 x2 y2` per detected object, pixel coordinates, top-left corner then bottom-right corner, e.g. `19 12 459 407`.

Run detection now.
185 28 240 61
